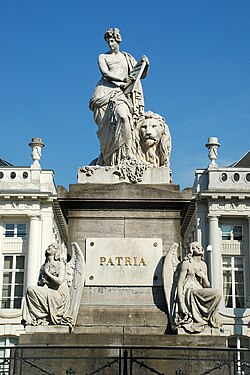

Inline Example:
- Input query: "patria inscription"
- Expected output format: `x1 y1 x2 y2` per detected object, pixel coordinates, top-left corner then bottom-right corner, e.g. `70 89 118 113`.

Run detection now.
85 238 162 286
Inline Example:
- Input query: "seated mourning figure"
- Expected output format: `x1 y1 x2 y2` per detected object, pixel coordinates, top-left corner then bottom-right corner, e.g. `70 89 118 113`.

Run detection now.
136 111 171 168
163 242 222 334
22 242 84 329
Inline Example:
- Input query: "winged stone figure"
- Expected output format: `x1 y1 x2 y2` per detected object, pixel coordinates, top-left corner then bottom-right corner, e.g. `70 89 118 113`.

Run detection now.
163 242 222 334
22 242 85 330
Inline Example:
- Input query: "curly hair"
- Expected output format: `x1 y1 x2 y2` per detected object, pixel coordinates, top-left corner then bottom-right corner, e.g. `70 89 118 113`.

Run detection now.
45 243 66 263
186 242 205 262
104 28 122 43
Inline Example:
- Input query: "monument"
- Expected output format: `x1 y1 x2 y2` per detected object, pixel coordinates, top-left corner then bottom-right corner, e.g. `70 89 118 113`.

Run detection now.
19 28 227 375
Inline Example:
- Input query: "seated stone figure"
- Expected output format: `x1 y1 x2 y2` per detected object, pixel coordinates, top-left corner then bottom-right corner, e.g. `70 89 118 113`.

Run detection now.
136 111 171 168
163 242 222 334
89 28 149 166
22 242 84 329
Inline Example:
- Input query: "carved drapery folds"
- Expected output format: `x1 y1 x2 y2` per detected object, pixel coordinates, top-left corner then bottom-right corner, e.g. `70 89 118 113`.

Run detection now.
163 242 222 334
89 28 172 182
22 242 84 329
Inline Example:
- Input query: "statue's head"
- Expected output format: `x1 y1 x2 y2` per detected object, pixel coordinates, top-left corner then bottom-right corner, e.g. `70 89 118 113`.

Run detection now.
137 111 171 167
188 242 204 260
104 28 122 44
46 243 65 261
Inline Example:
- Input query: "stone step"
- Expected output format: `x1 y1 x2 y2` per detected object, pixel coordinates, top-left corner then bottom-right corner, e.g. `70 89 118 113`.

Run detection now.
76 305 167 329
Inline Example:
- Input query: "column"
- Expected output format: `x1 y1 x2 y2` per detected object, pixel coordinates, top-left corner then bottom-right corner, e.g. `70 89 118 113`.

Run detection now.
208 215 222 290
197 211 207 252
26 215 41 288
40 210 55 258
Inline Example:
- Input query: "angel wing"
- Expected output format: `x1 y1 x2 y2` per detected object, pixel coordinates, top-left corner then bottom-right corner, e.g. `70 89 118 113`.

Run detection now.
66 242 85 328
162 242 180 331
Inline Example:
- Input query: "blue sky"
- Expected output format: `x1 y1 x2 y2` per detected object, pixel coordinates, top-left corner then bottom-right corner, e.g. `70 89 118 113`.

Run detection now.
1 0 249 190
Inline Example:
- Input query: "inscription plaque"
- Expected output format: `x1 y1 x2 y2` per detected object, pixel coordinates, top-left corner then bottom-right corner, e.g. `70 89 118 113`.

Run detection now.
85 238 163 286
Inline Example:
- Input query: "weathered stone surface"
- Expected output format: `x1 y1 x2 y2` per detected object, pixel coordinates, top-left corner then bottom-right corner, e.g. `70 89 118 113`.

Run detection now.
78 165 172 184
18 332 228 375
57 182 191 331
76 305 167 332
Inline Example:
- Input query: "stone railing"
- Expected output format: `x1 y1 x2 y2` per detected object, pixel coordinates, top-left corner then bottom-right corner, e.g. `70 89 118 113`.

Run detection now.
1 238 28 253
208 168 250 191
0 168 31 183
221 240 243 255
0 167 57 195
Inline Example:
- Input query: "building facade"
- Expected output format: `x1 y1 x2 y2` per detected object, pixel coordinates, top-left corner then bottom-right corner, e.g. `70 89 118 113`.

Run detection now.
0 140 67 371
182 139 250 370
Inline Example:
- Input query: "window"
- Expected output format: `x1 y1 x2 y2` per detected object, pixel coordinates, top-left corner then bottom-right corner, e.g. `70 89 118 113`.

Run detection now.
221 225 243 241
1 255 25 309
4 223 27 239
222 256 245 308
0 336 18 375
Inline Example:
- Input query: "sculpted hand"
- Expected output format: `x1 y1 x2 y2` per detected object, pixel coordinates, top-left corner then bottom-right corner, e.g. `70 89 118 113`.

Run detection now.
194 268 204 277
41 277 48 285
124 75 135 84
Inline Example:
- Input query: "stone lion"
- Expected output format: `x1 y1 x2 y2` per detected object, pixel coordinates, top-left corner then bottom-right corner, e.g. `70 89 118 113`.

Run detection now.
136 111 171 167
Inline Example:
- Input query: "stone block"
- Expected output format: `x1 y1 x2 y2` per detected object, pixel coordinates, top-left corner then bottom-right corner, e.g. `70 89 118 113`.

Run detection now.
57 182 191 331
78 165 172 184
18 332 229 375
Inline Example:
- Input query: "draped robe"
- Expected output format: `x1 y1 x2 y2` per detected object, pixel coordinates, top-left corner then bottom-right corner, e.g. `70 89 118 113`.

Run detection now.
89 52 145 165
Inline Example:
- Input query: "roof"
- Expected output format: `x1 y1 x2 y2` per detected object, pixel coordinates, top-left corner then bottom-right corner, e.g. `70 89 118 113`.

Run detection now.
0 159 13 167
230 151 250 168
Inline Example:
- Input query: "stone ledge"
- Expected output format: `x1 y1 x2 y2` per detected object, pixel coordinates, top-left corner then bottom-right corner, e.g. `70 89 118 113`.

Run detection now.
78 165 172 184
73 325 166 335
176 326 222 336
24 325 70 334
19 332 227 347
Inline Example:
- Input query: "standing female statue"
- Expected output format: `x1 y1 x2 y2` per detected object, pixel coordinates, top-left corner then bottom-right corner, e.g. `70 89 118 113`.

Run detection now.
89 28 149 166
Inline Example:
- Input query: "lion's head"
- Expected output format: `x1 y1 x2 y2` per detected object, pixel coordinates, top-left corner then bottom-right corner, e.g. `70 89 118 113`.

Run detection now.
136 111 171 167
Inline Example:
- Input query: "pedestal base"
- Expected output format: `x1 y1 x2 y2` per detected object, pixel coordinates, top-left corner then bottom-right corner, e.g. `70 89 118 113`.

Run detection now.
58 182 191 331
18 332 228 375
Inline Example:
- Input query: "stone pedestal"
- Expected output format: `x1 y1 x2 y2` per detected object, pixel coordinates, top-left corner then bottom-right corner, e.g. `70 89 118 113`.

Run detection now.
19 177 230 375
57 181 191 333
18 332 229 375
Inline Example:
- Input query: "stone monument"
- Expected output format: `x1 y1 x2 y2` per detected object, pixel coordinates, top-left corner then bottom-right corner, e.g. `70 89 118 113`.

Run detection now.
19 28 227 375
163 242 222 334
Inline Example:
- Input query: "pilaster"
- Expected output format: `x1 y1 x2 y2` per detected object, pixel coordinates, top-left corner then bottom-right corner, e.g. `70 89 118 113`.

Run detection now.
208 215 222 291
